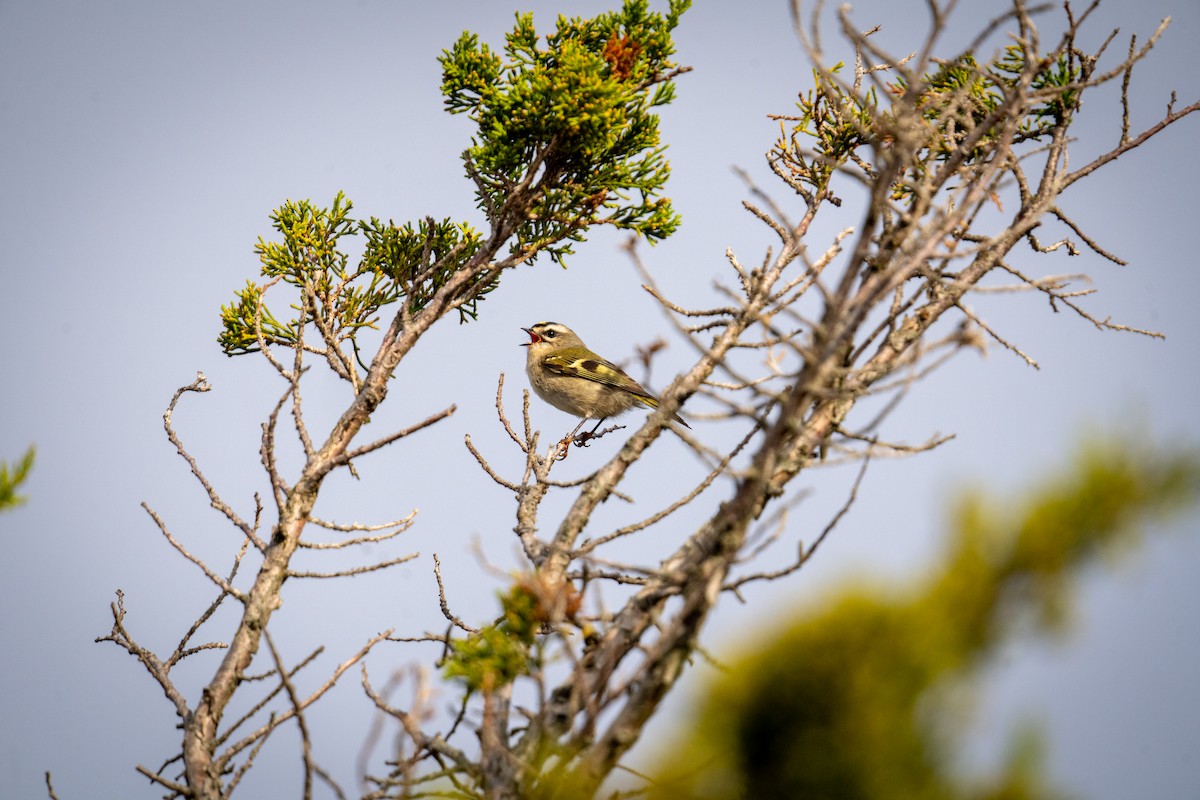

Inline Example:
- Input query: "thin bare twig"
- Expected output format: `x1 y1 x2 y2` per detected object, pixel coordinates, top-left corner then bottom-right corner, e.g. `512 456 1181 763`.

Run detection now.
433 554 479 634
334 405 458 468
44 772 60 800
288 553 419 579
163 373 257 539
265 631 316 800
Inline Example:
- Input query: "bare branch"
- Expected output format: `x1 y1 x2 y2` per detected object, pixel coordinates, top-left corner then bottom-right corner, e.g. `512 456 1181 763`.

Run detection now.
43 772 65 800
141 503 247 601
300 509 418 549
362 664 481 781
998 261 1164 338
333 404 457 468
1050 205 1128 265
956 302 1040 369
218 631 392 769
1064 95 1200 188
94 590 191 720
574 426 757 557
433 554 479 634
264 631 316 800
133 764 190 796
165 537 248 669
215 646 325 752
465 434 521 491
494 372 527 450
163 373 256 539
727 448 873 593
288 552 418 579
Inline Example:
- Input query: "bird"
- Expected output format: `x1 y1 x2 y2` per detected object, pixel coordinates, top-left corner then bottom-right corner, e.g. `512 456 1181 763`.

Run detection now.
521 321 689 443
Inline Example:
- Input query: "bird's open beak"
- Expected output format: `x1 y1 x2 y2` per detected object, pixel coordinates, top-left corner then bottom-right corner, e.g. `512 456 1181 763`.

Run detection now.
520 327 540 346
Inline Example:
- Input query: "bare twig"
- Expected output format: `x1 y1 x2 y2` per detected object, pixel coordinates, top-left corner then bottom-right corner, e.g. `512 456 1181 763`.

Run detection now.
434 554 479 634
288 552 419 579
141 503 247 601
44 772 60 800
265 631 316 800
163 373 257 539
334 404 458 468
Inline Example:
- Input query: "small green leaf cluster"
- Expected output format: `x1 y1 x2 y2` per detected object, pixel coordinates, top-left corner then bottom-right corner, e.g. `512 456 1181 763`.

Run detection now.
773 46 1085 204
773 63 879 196
890 49 1082 195
443 584 543 694
360 216 486 319
0 446 35 512
440 0 690 264
218 193 482 356
994 46 1081 127
909 55 1004 158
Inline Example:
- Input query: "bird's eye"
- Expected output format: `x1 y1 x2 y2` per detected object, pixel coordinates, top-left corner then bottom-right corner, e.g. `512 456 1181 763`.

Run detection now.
544 330 557 339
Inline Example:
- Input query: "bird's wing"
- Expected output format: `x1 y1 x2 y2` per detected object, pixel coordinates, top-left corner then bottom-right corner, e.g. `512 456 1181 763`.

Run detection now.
542 346 656 402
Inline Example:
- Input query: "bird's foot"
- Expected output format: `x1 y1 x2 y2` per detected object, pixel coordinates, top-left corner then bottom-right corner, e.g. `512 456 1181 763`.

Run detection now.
574 424 625 447
554 436 573 460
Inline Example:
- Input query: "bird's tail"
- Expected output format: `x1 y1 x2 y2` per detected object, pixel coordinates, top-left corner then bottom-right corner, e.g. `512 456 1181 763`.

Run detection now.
637 394 690 429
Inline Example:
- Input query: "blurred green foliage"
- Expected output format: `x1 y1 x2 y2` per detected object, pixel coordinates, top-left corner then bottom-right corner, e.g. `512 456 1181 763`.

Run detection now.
444 582 544 694
0 446 35 512
649 439 1200 800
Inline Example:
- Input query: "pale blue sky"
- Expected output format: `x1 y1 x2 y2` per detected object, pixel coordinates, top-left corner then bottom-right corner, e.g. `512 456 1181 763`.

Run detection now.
1 1 1198 797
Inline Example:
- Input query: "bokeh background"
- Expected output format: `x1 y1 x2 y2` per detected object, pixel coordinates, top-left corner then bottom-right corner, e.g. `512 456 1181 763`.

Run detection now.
2 1 1197 797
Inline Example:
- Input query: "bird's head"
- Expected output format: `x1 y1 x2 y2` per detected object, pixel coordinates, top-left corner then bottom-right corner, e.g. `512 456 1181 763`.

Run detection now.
521 321 585 352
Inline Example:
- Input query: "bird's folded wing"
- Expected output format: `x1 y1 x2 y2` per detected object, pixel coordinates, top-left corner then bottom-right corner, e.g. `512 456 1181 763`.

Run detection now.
542 348 655 400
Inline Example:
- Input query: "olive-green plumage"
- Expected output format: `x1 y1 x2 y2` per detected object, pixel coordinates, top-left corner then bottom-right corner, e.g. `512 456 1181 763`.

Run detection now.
521 322 688 428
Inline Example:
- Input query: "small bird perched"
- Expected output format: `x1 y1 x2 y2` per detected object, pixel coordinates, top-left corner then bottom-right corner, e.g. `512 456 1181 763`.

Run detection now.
521 321 688 444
